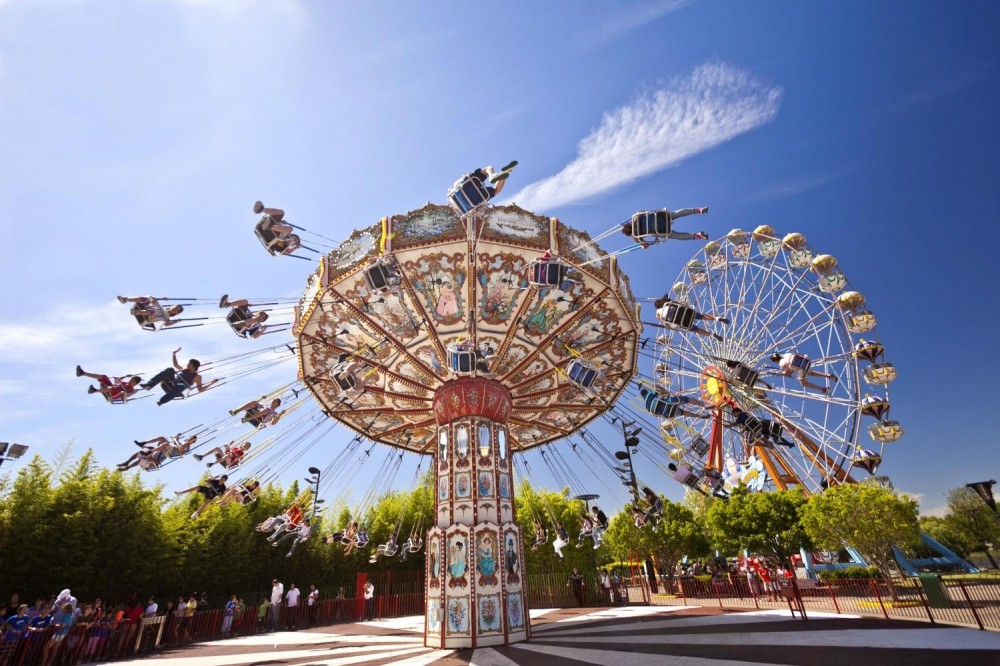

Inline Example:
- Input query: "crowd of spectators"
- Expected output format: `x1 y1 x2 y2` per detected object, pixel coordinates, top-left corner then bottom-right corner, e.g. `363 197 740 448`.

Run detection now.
0 581 336 664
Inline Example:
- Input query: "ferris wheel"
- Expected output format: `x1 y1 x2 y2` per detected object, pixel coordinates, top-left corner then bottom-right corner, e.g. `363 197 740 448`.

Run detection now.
652 226 901 495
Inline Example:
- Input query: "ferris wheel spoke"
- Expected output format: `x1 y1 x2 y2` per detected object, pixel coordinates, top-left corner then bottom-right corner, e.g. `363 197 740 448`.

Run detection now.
745 268 817 355
728 258 779 346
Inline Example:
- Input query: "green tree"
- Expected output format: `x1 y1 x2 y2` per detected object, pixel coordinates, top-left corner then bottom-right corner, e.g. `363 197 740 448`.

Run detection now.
603 496 708 577
919 515 975 558
705 486 811 566
800 481 919 586
514 482 596 574
943 487 1000 568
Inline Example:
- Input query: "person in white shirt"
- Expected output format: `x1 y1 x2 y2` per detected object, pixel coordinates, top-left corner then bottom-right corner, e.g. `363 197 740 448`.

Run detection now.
269 579 283 629
284 584 300 629
306 585 319 627
363 582 375 621
144 597 158 617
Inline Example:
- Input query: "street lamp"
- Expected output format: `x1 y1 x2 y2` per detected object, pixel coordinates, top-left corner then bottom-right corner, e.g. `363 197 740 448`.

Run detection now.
0 443 29 469
305 466 325 518
614 421 641 500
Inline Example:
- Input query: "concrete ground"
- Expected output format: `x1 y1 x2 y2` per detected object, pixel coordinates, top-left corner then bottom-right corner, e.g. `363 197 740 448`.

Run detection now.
101 605 1000 665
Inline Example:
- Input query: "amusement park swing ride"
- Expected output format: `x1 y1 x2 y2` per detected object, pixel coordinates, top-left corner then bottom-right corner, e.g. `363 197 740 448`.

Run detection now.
80 163 902 649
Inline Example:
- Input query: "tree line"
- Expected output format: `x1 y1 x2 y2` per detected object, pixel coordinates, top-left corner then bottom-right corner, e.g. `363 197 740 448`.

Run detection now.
3 447 987 608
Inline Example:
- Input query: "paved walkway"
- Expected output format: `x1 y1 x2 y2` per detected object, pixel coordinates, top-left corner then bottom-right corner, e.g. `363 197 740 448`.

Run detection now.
101 606 1000 665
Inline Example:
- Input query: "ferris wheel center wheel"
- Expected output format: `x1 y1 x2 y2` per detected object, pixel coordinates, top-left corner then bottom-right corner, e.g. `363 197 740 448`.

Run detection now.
656 227 901 495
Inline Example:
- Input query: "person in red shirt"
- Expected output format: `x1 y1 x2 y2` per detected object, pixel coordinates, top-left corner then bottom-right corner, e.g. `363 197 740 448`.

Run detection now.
77 366 141 404
126 601 143 624
195 441 251 470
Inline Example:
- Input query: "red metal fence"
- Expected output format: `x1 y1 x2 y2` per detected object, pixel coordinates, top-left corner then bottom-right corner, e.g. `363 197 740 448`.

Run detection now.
4 572 996 665
647 575 1000 631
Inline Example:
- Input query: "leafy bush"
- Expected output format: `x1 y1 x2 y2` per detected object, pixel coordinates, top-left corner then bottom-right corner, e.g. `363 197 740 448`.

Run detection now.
816 566 881 580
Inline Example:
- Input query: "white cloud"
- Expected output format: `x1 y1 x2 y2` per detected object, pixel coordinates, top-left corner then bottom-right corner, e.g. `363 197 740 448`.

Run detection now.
504 62 783 211
587 0 691 44
750 171 847 203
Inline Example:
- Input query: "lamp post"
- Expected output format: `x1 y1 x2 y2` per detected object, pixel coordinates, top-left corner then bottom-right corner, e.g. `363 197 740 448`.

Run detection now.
613 422 641 500
0 443 29 469
305 467 325 518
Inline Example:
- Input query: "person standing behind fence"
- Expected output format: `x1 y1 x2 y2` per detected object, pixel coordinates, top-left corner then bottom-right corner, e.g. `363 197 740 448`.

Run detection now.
306 585 319 627
567 568 586 606
333 587 346 621
222 595 238 637
285 583 300 630
364 581 375 621
599 570 614 605
270 580 283 629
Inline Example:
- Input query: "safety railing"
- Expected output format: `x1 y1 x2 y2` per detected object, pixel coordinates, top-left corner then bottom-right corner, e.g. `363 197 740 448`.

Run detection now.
647 575 1000 632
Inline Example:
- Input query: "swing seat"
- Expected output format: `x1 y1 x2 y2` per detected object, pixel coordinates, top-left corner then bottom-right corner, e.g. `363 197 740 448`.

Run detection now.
255 218 283 256
255 218 300 256
762 420 784 442
235 485 259 506
788 355 812 377
729 362 760 387
449 346 477 374
657 302 697 330
528 258 568 287
137 455 163 472
689 436 710 456
131 299 172 331
672 465 700 487
227 306 253 335
332 367 358 392
567 359 598 388
364 257 401 293
630 210 670 239
448 175 490 215
648 396 679 419
739 414 765 440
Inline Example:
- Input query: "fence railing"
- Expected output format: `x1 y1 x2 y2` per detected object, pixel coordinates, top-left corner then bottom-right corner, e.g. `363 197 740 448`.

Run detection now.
647 575 1000 631
5 574 995 665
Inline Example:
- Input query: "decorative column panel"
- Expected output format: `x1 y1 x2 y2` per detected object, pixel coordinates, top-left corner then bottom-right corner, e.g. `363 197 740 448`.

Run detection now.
426 378 529 649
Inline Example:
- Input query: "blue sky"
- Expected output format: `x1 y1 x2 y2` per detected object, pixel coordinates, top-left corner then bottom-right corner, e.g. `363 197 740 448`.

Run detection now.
1 0 998 517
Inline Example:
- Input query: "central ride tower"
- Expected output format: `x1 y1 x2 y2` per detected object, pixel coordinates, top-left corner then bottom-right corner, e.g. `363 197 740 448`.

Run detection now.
293 188 640 649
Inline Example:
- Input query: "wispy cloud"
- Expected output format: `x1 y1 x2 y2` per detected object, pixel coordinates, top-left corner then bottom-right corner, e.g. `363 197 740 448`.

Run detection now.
585 0 691 44
504 62 782 211
749 170 848 203
880 69 990 116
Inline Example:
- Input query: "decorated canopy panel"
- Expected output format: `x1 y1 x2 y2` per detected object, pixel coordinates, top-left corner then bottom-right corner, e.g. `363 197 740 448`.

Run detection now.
294 204 641 454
